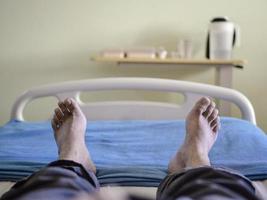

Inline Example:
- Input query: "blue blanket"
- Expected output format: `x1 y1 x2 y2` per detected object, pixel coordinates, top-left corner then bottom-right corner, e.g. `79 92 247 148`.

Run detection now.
0 118 267 186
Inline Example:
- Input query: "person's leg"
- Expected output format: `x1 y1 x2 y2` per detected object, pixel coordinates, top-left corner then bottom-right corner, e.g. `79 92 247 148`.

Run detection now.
157 97 259 200
1 98 99 200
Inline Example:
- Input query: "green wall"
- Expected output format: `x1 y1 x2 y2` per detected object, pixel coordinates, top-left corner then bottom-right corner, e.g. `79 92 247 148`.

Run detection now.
0 0 266 131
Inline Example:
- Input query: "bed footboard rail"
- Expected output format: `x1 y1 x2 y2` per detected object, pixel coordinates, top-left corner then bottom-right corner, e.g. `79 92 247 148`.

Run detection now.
11 78 256 124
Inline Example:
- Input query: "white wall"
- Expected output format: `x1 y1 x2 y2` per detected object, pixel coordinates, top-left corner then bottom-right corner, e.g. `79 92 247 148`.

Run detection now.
0 0 266 131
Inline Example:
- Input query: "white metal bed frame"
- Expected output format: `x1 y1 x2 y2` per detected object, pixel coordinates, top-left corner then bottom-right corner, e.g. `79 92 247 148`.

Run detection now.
2 78 266 199
11 77 256 124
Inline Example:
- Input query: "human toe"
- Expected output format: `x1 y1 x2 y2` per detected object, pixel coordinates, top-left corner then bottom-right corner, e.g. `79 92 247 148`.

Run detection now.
64 98 85 117
202 101 216 118
211 115 219 127
193 97 211 115
63 98 75 112
212 117 220 133
208 108 219 123
52 114 61 130
58 101 70 115
54 107 64 121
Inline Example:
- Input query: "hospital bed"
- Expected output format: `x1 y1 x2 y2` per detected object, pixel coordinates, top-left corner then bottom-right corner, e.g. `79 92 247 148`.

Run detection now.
0 77 267 199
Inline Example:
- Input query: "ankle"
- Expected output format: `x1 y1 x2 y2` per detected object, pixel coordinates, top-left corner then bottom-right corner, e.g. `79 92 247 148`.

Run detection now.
184 153 210 168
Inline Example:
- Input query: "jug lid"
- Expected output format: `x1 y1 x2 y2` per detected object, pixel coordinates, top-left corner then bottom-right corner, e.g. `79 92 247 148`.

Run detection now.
211 17 229 22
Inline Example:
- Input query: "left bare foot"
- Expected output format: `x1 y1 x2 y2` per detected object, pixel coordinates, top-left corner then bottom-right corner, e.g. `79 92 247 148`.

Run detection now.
51 98 96 173
168 97 220 173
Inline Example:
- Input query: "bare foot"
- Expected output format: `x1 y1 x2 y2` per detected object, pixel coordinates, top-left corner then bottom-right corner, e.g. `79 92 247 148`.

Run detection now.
51 98 96 173
168 97 220 173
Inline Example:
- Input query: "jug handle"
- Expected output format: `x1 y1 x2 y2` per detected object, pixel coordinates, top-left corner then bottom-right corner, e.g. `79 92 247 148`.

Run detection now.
206 32 210 58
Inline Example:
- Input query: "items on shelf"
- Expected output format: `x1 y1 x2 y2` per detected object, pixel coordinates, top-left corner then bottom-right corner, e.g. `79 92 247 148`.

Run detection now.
100 47 163 59
100 43 193 60
100 49 125 58
157 47 168 59
177 39 193 58
126 48 157 59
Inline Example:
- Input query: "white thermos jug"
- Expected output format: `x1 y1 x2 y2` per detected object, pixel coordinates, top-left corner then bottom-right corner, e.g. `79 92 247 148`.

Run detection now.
206 17 240 59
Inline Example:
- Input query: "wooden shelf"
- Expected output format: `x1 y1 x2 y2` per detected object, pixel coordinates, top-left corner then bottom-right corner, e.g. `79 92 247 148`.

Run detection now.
91 56 245 68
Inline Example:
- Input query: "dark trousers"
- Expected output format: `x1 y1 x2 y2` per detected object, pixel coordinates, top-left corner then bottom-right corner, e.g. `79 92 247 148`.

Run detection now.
0 160 259 200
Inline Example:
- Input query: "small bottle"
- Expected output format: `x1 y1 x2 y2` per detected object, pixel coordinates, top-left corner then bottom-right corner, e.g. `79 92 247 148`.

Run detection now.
157 47 168 59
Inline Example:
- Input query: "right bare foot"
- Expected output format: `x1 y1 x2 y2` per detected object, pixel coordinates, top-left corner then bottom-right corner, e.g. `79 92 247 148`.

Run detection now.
168 97 220 173
51 98 96 173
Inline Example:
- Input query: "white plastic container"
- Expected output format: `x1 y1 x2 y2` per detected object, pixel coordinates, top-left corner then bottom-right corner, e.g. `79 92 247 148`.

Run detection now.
206 17 240 60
